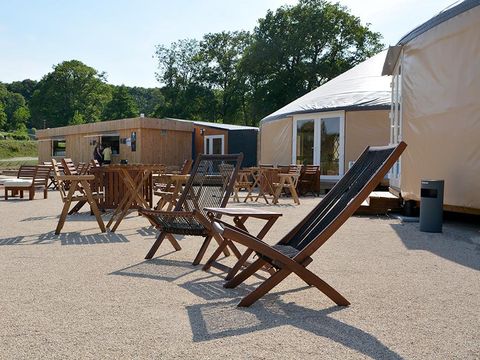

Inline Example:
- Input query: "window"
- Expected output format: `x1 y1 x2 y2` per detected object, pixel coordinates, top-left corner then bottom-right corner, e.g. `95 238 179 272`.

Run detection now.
52 139 66 157
101 136 120 155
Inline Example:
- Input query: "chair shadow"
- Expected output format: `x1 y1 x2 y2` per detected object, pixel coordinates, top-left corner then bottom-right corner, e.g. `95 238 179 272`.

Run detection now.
110 258 198 282
186 299 403 359
390 221 480 270
0 232 129 246
109 257 402 358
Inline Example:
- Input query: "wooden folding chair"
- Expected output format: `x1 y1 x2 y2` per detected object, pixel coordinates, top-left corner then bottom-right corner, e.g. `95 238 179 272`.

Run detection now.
51 159 106 234
212 142 407 307
139 154 243 265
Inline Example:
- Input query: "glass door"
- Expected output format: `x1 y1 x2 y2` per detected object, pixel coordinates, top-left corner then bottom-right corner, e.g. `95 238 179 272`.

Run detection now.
293 112 344 179
204 135 224 155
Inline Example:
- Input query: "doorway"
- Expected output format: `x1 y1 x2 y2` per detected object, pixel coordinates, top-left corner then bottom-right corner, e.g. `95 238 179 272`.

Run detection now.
204 135 224 155
293 112 345 180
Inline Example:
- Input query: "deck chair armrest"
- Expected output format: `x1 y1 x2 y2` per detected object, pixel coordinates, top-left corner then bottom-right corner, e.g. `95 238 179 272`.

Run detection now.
213 221 293 266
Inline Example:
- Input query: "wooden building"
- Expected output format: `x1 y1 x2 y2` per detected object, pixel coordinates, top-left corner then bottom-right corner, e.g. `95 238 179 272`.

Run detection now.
191 121 258 168
36 117 193 166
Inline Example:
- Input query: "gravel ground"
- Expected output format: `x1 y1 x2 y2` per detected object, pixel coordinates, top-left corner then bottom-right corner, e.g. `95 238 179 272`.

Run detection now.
0 189 479 359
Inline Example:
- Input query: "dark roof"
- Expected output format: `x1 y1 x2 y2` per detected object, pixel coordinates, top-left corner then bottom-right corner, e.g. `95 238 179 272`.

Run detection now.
398 0 480 45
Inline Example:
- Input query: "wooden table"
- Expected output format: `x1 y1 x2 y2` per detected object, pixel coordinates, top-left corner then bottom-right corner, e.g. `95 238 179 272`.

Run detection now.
91 164 163 232
154 173 190 210
244 167 276 204
203 207 282 280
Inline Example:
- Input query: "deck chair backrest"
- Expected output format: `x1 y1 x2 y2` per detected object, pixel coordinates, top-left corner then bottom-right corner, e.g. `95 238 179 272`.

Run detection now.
62 158 78 175
174 154 243 216
51 159 68 201
17 165 37 179
180 159 193 175
33 165 51 187
281 142 407 260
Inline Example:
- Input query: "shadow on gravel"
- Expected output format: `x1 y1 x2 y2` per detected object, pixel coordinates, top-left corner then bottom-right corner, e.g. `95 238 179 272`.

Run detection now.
186 298 403 359
111 258 402 359
391 221 480 270
0 231 129 245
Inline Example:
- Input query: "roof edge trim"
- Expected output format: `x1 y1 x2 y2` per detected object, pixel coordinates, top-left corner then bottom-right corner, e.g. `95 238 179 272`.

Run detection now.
260 105 390 125
397 0 480 45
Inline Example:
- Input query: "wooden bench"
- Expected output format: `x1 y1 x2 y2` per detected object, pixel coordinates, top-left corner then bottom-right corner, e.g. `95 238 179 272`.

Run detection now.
4 165 51 200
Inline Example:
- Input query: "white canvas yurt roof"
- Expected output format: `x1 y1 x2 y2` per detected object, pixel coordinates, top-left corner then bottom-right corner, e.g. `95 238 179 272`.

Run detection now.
261 50 390 124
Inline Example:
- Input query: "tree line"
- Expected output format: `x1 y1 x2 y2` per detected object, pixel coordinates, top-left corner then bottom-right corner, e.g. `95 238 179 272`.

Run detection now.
0 0 383 133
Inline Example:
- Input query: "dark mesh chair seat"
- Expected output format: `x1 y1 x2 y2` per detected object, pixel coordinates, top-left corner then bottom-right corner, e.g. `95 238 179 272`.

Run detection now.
143 212 208 236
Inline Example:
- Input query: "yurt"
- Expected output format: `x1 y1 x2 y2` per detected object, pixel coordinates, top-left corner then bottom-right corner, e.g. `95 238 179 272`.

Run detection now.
382 0 480 214
260 50 391 183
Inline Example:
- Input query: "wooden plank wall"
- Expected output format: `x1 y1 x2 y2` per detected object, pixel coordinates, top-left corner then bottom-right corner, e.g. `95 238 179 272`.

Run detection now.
141 129 192 166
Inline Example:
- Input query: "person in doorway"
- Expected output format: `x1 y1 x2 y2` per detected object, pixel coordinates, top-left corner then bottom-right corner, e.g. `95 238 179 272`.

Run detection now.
103 145 112 165
93 143 104 165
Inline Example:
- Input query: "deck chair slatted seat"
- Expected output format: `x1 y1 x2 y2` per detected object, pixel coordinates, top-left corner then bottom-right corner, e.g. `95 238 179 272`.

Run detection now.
139 153 243 265
213 142 407 307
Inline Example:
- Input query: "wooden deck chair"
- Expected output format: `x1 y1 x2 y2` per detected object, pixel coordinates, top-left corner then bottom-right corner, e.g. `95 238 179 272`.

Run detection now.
298 165 321 196
62 158 90 214
51 159 106 234
4 165 51 200
139 153 243 265
212 142 407 307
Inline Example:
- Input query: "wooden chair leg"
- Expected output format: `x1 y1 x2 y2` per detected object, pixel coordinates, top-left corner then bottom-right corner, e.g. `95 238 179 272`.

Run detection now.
224 258 267 289
56 199 72 234
145 232 168 259
29 188 34 200
165 233 181 251
192 236 213 266
225 248 254 281
237 268 291 307
202 237 230 271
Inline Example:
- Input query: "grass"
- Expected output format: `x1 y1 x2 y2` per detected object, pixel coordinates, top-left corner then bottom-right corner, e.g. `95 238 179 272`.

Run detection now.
0 140 38 159
0 159 38 170
0 140 38 170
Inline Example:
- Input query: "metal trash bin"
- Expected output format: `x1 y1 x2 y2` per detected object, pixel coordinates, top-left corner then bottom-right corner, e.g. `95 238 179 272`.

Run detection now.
419 180 444 233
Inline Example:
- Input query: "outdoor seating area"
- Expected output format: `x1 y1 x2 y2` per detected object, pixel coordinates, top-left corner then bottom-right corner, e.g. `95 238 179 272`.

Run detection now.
0 152 478 357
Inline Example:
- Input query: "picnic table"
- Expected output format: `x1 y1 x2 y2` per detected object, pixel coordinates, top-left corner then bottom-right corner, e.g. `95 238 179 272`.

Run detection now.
90 164 163 232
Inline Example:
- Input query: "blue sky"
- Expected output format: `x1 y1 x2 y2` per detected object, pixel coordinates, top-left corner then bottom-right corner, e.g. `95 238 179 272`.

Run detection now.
0 0 456 88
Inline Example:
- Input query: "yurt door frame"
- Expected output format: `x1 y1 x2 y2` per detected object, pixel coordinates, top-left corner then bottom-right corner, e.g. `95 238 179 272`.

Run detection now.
389 56 403 189
292 111 345 180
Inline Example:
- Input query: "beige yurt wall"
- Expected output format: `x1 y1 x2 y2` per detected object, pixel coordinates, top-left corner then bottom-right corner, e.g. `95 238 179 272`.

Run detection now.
259 117 293 165
344 109 390 170
401 6 480 212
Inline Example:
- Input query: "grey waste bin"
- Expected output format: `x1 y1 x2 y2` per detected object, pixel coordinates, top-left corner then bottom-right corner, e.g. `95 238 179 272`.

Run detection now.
419 180 444 233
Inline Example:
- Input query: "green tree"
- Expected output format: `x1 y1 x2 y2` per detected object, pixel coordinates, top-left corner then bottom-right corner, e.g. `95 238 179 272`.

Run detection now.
125 86 165 116
0 103 7 130
12 106 30 130
102 85 139 120
69 111 85 125
198 31 251 123
6 79 38 103
240 0 383 121
29 60 111 128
